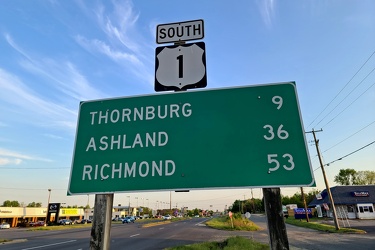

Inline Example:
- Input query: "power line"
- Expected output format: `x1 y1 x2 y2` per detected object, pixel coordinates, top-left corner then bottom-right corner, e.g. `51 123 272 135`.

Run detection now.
308 50 375 128
313 140 375 171
315 67 375 128
321 80 375 128
323 120 375 153
0 167 69 170
324 140 375 167
0 187 66 191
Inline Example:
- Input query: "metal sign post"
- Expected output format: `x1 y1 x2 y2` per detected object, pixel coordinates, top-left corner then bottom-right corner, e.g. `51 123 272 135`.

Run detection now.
90 194 113 250
263 188 289 249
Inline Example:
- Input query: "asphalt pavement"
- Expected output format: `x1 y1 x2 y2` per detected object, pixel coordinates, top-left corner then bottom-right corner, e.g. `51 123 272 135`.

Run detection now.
0 216 374 249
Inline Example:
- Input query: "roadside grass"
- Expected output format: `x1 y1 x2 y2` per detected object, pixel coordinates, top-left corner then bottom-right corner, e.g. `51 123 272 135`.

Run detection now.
205 215 261 231
141 220 171 228
27 224 91 231
140 217 190 228
285 217 366 234
0 239 11 243
165 236 268 250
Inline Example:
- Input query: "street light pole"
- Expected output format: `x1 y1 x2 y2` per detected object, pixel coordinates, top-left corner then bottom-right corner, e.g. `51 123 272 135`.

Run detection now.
44 189 51 226
127 196 130 215
48 189 51 205
135 197 138 216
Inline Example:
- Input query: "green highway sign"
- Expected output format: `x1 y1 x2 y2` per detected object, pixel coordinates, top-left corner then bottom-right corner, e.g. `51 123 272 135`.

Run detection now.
68 82 314 195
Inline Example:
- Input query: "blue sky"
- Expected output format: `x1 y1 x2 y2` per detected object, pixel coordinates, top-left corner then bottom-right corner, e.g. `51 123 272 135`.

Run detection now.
0 0 374 212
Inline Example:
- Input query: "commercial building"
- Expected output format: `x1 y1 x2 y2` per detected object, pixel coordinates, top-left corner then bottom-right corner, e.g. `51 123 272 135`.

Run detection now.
309 185 375 219
0 207 85 227
0 205 137 227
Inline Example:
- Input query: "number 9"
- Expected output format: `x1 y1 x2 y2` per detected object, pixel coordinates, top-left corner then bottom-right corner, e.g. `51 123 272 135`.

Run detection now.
272 96 283 110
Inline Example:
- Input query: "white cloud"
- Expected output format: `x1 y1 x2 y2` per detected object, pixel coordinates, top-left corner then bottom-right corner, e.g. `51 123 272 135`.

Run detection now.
1 33 110 132
0 148 52 164
257 0 276 28
95 0 140 52
5 33 106 102
75 0 153 85
43 134 64 140
75 35 141 65
0 158 22 166
0 68 76 126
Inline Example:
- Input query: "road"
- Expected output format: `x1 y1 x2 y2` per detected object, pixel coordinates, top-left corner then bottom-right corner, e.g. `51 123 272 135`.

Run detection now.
0 216 374 249
250 214 375 250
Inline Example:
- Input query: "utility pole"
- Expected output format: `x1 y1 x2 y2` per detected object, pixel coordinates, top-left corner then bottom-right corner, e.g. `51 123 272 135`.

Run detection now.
170 191 172 210
251 189 255 213
307 129 340 230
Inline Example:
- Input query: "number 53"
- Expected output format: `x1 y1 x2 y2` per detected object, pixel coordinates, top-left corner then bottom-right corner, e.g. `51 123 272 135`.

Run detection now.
267 154 295 172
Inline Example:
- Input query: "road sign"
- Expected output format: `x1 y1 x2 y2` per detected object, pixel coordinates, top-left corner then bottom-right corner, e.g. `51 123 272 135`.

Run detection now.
68 82 314 195
155 42 207 91
156 19 204 44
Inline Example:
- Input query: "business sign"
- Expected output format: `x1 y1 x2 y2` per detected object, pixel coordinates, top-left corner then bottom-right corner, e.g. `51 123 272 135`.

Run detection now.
351 191 369 197
155 42 206 91
68 82 314 195
61 208 80 215
156 19 204 44
293 208 312 219
46 203 61 224
48 203 60 213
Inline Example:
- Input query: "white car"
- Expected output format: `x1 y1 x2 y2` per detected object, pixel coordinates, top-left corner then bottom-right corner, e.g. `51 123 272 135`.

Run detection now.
163 215 172 220
0 222 10 229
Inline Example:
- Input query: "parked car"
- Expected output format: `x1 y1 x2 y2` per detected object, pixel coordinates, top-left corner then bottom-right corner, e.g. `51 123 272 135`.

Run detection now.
33 221 45 227
59 219 73 225
0 222 10 229
80 219 92 224
163 215 172 220
282 205 289 218
122 216 135 224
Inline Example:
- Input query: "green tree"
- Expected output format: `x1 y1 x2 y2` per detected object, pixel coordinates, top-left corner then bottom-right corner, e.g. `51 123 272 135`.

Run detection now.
282 193 303 208
334 168 358 185
230 199 264 214
27 202 42 207
305 189 320 204
193 208 200 216
140 206 151 216
187 209 194 217
243 198 264 213
186 208 200 217
356 171 375 185
231 200 241 213
2 200 20 207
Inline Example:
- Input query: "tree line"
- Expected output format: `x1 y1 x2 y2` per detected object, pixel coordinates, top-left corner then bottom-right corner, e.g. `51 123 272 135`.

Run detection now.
1 200 42 207
1 200 90 208
334 169 375 185
229 189 320 213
